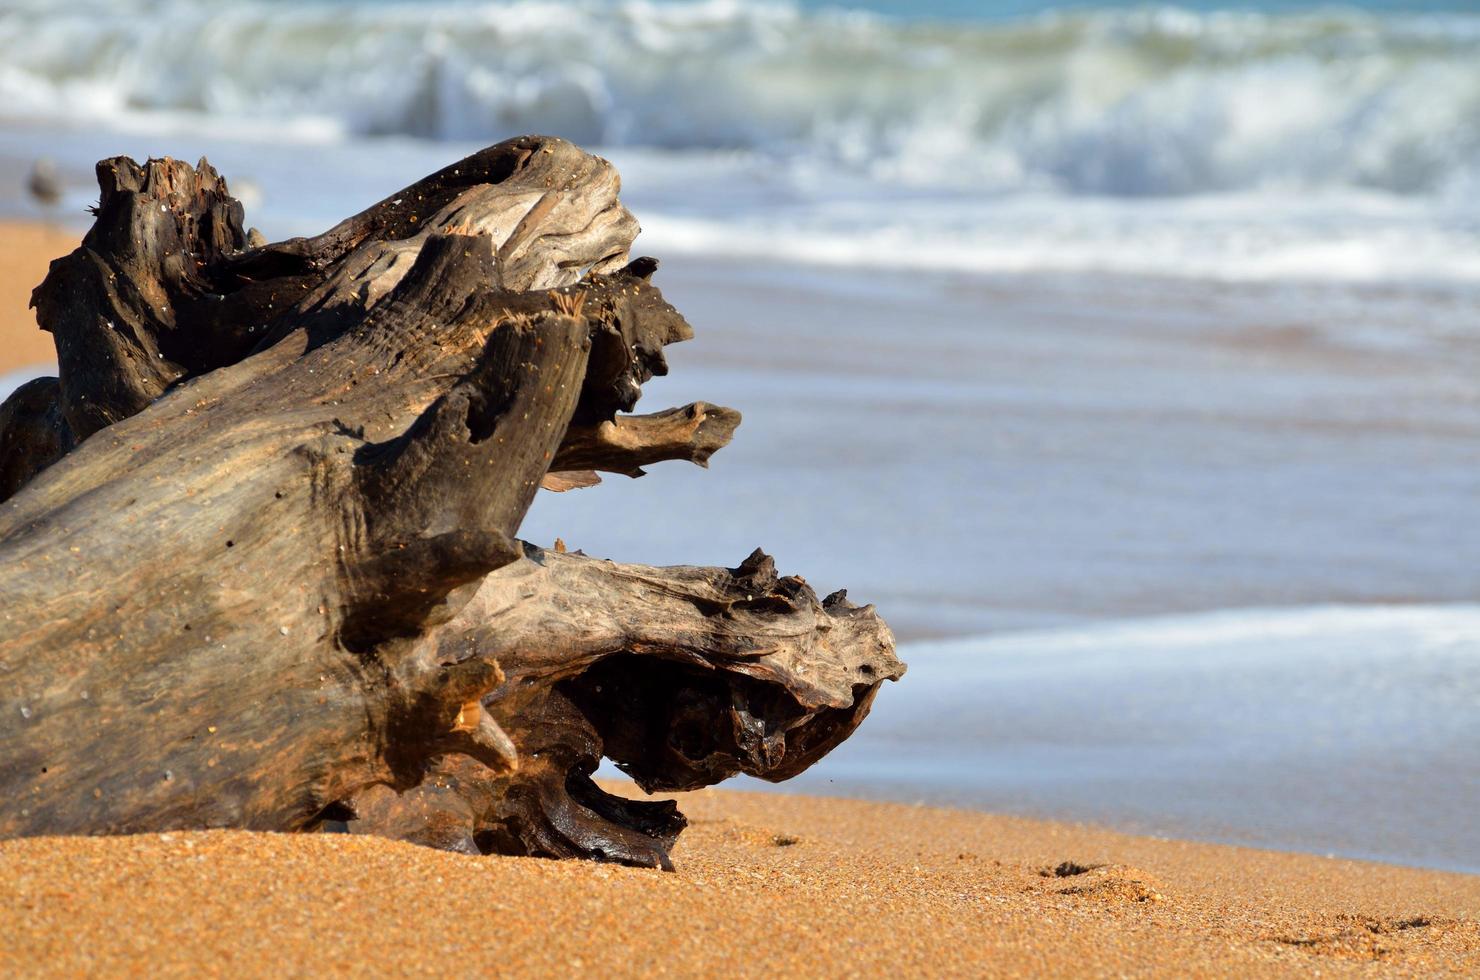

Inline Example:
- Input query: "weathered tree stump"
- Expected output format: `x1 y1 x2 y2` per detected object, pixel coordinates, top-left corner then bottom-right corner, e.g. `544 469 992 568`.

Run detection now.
0 137 902 870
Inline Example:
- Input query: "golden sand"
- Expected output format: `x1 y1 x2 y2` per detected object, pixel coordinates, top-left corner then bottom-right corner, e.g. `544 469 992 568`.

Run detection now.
1 789 1477 977
2 220 1477 976
0 222 75 374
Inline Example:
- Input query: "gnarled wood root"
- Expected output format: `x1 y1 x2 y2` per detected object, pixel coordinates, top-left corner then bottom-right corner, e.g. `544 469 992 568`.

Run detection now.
352 546 902 868
0 136 902 871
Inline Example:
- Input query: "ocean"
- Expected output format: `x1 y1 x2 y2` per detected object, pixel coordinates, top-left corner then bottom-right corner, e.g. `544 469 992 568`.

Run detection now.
3 0 1480 284
0 0 1477 870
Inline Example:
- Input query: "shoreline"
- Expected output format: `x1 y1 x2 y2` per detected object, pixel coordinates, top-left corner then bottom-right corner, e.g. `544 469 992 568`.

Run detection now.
3 220 1477 972
4 219 1479 876
2 788 1477 974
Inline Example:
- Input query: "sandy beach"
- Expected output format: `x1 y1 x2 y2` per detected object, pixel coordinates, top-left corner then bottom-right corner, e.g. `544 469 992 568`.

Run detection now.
1 788 1478 976
2 219 1478 974
5 0 1480 970
0 223 73 375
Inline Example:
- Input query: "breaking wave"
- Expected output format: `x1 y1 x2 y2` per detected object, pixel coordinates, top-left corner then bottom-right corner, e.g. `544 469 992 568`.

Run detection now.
1 0 1478 198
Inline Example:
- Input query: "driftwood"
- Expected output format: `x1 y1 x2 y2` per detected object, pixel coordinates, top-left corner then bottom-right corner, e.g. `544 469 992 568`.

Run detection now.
0 136 902 869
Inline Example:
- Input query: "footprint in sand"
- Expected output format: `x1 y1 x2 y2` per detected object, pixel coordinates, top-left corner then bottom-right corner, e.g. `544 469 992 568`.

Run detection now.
1270 913 1468 963
1038 861 1167 904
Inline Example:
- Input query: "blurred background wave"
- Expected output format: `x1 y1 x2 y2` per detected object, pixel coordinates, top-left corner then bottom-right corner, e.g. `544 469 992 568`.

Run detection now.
2 0 1479 281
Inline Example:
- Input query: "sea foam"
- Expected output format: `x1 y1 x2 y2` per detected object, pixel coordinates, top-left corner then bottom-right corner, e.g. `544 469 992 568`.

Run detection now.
1 1 1478 198
4 1 1479 286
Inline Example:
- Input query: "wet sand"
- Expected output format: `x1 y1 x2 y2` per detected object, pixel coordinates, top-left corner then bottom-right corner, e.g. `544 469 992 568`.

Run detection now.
1 789 1478 976
3 221 1478 974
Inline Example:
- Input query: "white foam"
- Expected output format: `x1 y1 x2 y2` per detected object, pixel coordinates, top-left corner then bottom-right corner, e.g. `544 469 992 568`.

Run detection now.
906 603 1480 661
0 1 1477 197
632 190 1480 285
4 2 1480 288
